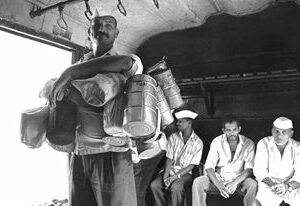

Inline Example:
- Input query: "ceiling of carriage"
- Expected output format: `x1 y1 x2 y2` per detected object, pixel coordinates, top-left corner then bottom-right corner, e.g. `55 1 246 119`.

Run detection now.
1 0 299 53
0 0 300 86
138 1 300 78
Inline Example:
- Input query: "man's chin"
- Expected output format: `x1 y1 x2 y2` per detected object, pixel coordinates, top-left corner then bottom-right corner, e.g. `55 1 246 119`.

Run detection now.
227 135 238 141
177 127 183 131
274 140 288 146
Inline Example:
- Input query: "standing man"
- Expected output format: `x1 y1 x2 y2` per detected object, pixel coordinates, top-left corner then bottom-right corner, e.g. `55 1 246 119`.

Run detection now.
254 117 300 206
192 115 257 206
150 110 203 206
49 10 143 206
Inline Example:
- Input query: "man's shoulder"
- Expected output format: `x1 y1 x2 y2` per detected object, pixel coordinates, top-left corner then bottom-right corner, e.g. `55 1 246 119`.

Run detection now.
192 132 203 145
257 136 273 146
290 138 300 148
240 135 255 146
212 134 223 142
208 135 223 147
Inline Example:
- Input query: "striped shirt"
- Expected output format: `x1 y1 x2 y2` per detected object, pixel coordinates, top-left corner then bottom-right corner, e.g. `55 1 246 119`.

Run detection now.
166 131 203 175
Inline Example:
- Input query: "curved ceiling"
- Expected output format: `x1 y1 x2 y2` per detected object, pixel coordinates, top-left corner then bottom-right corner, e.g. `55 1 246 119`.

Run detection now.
1 0 300 83
1 0 299 54
87 0 300 53
137 1 300 78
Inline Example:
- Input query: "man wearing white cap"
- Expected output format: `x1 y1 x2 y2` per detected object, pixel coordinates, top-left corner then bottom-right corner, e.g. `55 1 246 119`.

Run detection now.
254 117 300 206
150 110 203 206
192 115 257 206
49 9 143 206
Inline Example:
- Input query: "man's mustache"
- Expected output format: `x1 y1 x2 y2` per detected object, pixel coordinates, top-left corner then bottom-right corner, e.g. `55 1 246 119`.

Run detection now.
228 135 238 139
95 31 109 38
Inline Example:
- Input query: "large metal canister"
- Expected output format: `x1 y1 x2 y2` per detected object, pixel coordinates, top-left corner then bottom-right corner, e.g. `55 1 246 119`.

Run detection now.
156 86 174 127
152 69 184 110
123 74 158 137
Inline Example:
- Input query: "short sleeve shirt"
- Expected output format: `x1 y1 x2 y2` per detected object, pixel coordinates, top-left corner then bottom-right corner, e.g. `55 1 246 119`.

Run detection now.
166 131 203 175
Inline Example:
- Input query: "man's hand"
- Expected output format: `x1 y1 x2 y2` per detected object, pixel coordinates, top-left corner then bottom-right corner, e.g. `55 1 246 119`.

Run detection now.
271 183 288 197
163 175 177 189
225 180 238 195
49 72 72 107
262 177 277 187
216 182 230 199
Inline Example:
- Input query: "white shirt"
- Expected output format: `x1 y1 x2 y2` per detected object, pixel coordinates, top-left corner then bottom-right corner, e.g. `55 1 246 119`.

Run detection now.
254 136 300 184
204 134 255 182
166 131 203 175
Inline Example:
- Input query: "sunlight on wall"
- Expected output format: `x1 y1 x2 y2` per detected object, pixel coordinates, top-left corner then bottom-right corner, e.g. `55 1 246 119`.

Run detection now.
0 31 72 206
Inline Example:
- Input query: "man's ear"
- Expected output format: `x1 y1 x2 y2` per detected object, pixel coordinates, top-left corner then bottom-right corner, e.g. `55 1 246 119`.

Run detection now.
290 130 294 137
115 28 119 38
87 28 91 41
238 126 241 132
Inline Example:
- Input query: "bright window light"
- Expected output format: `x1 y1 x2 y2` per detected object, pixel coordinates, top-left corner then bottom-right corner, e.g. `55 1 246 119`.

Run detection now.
0 30 72 206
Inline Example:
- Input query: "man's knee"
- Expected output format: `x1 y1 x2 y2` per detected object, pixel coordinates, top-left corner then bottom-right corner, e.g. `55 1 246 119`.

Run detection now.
171 181 185 192
243 178 258 191
150 179 161 191
193 176 209 191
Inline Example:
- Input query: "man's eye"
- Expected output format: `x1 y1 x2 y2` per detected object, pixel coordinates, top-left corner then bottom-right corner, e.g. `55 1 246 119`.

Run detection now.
106 24 115 29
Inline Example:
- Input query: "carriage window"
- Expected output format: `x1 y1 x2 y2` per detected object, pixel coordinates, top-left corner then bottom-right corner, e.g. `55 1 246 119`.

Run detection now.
0 30 72 206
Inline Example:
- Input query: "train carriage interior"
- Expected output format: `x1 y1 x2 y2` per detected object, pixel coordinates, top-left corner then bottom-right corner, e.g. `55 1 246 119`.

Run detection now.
1 0 300 205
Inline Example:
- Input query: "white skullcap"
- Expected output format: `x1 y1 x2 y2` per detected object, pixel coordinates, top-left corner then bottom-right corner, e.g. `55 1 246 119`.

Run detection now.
273 117 293 130
92 8 114 19
92 9 100 19
175 110 198 120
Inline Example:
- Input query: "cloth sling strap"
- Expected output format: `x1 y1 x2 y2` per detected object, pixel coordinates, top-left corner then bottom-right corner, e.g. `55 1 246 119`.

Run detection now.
173 139 189 167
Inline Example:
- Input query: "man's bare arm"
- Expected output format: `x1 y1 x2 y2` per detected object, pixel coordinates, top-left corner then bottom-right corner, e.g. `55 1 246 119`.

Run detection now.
233 168 253 185
206 168 230 198
163 158 173 180
65 55 134 80
49 55 134 105
174 164 194 178
226 168 253 194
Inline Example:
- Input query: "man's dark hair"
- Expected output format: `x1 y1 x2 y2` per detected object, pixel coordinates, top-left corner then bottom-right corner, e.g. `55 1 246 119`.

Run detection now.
221 114 241 128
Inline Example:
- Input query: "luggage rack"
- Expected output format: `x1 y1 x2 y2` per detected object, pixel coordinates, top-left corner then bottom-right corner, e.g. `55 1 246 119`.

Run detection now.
177 68 299 86
176 68 300 117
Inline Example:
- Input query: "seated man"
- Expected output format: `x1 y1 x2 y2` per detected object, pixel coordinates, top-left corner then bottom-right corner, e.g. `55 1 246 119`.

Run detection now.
192 115 257 206
254 117 300 206
150 110 203 206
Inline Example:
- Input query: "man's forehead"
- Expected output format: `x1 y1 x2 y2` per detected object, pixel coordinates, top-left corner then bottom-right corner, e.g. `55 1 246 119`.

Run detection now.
224 122 239 128
177 118 190 122
273 126 291 132
91 16 117 26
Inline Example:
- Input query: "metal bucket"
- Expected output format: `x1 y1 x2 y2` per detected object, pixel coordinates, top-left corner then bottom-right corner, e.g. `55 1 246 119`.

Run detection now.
151 69 184 110
123 74 158 137
156 86 174 127
103 93 127 137
136 133 167 159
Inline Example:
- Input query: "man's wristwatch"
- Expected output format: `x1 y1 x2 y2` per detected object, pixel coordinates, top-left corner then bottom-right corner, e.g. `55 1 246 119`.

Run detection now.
287 183 293 193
